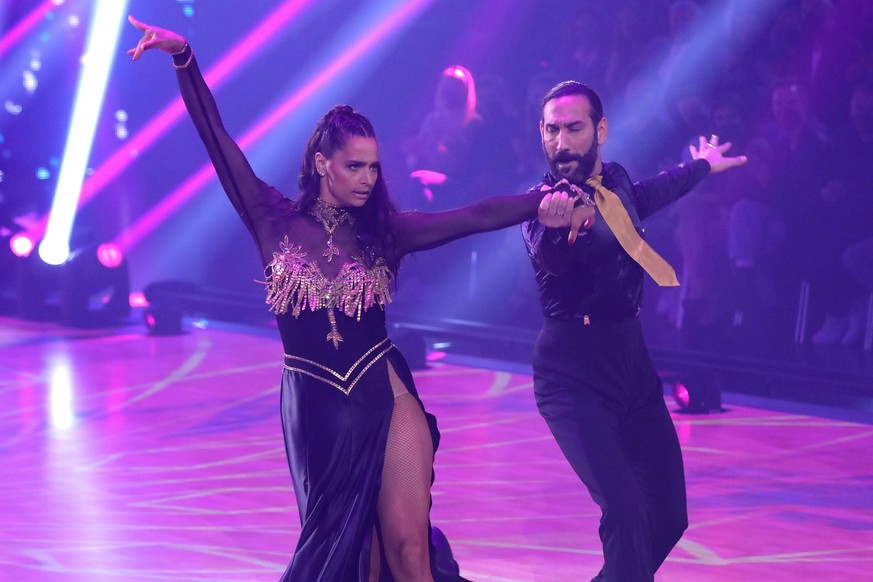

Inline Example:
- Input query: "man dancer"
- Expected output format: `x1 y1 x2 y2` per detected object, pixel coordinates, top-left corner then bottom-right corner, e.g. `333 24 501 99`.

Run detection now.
523 81 746 581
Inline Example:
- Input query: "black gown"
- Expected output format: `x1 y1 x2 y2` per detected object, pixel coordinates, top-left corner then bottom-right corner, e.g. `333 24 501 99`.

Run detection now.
175 51 544 581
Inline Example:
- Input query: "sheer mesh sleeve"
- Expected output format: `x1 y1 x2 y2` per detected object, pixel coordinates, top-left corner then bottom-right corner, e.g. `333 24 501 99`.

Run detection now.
175 53 290 263
388 191 543 259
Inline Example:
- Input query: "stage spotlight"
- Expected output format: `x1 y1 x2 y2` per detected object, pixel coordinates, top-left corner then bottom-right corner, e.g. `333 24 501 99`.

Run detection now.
142 280 199 335
96 242 123 268
39 0 130 266
10 232 36 257
59 243 130 327
671 372 724 414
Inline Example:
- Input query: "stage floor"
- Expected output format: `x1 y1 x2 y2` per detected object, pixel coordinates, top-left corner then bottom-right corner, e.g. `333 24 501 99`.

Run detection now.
1 316 871 581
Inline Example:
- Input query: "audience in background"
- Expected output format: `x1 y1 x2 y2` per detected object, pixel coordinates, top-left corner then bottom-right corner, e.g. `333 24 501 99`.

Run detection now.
813 81 873 346
394 0 873 348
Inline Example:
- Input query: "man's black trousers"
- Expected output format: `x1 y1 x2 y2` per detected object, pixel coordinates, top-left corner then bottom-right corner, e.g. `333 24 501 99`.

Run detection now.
533 317 688 582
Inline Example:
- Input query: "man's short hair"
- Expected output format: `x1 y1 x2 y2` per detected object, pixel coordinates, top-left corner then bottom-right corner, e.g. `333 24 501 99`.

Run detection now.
542 81 604 125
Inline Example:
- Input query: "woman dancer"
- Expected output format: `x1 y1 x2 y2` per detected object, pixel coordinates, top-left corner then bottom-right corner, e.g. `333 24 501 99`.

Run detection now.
127 15 591 581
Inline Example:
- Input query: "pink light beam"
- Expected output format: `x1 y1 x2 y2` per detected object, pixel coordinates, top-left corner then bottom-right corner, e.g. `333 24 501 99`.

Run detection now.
0 0 56 61
116 0 434 251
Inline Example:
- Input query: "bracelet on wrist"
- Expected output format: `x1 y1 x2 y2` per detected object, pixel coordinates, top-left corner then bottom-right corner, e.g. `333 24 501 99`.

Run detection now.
172 43 193 70
573 193 594 208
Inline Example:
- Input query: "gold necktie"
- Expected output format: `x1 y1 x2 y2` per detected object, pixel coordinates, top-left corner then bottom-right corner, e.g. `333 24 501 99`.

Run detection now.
586 175 679 287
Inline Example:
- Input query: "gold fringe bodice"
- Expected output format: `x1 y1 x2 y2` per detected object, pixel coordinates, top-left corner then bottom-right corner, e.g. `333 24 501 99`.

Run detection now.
260 236 393 346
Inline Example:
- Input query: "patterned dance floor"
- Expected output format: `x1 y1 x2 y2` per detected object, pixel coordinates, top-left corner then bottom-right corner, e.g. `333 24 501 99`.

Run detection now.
1 316 871 581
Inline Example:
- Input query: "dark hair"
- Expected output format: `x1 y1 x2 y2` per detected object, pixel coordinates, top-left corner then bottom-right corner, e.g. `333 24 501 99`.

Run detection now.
296 105 398 268
541 81 604 126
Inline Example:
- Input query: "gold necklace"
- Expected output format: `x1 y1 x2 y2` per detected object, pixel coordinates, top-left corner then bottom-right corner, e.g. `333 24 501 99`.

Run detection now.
308 199 355 263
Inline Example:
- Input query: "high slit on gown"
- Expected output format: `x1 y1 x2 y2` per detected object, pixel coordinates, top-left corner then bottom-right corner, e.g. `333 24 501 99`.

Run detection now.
173 47 545 581
279 306 439 580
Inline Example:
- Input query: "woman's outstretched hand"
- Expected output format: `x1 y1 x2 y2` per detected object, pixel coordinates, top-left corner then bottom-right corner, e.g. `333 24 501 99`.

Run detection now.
537 180 597 245
127 15 186 60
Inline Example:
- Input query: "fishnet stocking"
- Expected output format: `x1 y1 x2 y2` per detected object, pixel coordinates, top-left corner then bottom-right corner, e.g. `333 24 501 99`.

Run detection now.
374 362 435 581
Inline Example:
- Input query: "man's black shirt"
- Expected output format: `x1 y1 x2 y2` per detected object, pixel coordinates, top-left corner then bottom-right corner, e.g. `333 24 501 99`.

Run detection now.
522 158 711 320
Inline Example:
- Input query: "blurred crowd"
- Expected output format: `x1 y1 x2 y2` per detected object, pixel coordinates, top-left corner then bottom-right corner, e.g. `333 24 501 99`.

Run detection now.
393 0 873 350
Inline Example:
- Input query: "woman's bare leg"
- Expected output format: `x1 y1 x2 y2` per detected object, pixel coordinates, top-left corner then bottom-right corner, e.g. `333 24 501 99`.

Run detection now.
376 361 435 582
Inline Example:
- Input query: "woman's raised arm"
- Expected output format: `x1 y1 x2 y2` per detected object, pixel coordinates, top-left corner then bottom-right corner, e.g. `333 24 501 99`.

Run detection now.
128 16 282 242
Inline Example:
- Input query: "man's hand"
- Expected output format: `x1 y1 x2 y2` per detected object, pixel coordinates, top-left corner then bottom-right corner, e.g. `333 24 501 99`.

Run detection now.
127 15 187 60
538 180 596 245
690 134 748 174
537 183 573 228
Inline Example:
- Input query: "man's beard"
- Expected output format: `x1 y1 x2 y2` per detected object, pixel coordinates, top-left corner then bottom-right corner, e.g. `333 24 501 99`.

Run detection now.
546 139 598 185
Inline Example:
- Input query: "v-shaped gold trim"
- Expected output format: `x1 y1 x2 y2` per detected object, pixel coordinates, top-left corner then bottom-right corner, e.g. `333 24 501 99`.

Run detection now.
283 338 393 395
